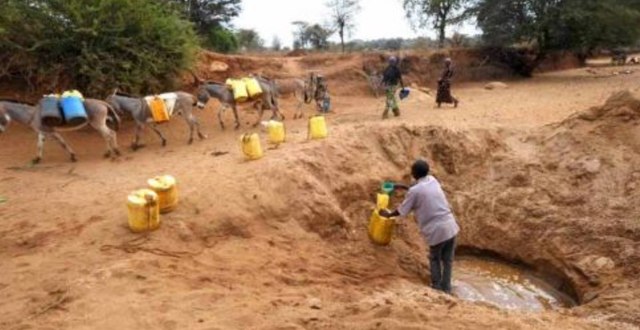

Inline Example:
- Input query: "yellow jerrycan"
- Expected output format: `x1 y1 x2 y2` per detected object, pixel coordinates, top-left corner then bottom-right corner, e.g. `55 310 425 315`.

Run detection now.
148 175 178 214
308 115 328 140
241 133 263 160
368 209 396 246
127 189 161 233
243 77 263 99
149 96 170 123
226 79 249 103
376 193 390 209
267 120 286 145
61 90 84 100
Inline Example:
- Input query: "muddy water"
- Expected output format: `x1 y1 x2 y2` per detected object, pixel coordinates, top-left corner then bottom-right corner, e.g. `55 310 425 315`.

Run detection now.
453 257 576 312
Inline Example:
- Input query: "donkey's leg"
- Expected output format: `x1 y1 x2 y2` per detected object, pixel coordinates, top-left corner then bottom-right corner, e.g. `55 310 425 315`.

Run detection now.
269 102 285 122
254 105 265 127
131 123 145 151
218 105 226 131
111 130 121 156
272 95 285 121
51 133 77 162
232 105 241 130
195 117 207 140
184 112 196 145
186 112 207 141
91 124 119 159
149 124 167 147
32 133 46 164
294 91 304 119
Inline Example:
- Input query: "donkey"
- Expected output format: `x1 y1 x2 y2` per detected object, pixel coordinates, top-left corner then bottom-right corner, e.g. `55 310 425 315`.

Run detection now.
0 98 121 164
273 78 315 119
195 76 283 130
106 91 206 151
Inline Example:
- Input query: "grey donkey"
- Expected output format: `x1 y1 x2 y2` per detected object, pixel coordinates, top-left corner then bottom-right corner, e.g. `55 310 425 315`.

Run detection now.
0 98 121 164
195 76 283 130
106 90 206 151
274 78 314 119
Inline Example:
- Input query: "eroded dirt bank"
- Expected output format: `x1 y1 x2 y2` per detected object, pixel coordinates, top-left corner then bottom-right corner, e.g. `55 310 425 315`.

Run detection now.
1 90 639 329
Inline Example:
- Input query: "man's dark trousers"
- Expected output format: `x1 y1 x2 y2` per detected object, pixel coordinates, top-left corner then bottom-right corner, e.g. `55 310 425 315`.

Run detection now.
429 236 456 293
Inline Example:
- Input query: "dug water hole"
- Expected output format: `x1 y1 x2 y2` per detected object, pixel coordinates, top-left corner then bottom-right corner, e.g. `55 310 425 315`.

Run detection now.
452 256 577 312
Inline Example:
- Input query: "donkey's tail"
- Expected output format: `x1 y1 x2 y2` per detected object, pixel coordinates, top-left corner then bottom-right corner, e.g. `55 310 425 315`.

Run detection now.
105 102 121 132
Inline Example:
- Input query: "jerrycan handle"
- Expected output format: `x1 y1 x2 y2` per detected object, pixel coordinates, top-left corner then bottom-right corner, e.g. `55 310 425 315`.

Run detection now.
144 194 156 231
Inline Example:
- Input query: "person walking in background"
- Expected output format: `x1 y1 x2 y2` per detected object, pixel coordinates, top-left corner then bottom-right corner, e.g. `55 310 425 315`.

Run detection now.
381 56 405 119
436 58 459 108
381 160 460 294
313 74 331 113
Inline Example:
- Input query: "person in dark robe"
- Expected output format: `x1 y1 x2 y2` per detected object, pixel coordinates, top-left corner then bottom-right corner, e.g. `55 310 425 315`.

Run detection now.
436 58 459 108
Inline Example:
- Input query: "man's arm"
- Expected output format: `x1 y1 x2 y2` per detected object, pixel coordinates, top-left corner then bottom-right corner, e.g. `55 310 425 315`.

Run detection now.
393 182 410 191
380 209 400 218
380 188 416 218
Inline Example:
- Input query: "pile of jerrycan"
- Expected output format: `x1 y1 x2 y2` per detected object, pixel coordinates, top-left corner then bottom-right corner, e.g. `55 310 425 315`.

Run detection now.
41 90 88 127
127 175 178 233
240 115 328 161
227 77 263 103
369 182 397 246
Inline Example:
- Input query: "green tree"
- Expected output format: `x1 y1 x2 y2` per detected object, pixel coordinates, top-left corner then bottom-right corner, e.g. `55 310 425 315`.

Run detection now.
171 0 242 33
306 24 334 50
292 21 311 49
0 0 199 95
206 26 239 53
557 0 640 54
403 0 472 48
326 0 361 52
291 22 334 50
474 0 640 74
236 29 264 51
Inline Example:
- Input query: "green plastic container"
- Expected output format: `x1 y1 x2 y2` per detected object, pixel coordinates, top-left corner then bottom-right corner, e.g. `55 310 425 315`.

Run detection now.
381 181 395 195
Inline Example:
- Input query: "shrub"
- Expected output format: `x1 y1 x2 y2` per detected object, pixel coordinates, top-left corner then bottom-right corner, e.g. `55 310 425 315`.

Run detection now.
205 27 239 54
0 0 200 96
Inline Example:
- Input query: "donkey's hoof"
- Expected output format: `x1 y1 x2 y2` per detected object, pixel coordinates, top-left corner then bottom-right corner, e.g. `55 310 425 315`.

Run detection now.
70 155 78 163
131 144 145 152
31 157 42 165
188 138 194 145
103 151 112 159
114 149 122 157
161 141 168 147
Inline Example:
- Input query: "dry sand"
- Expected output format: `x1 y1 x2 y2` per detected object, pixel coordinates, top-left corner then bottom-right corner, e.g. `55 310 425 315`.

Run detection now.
0 56 639 330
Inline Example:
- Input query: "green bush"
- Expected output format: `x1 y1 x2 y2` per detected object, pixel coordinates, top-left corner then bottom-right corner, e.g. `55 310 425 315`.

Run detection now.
0 0 200 96
205 27 239 54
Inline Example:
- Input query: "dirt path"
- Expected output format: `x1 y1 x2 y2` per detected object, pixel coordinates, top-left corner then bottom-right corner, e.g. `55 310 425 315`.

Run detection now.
1 64 639 330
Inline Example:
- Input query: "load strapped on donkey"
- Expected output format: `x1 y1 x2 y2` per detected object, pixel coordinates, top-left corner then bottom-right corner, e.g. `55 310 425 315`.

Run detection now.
41 90 89 128
226 77 264 103
144 93 179 124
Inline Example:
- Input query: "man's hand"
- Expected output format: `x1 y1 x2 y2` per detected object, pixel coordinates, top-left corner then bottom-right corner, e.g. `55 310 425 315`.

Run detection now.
379 209 392 218
379 209 400 218
393 183 410 191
